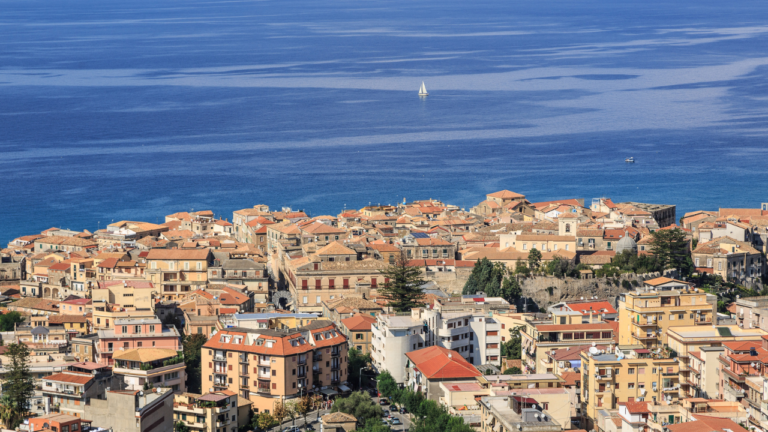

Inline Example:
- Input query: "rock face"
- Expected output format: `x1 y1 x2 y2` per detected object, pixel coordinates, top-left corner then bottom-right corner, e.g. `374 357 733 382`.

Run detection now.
519 275 642 311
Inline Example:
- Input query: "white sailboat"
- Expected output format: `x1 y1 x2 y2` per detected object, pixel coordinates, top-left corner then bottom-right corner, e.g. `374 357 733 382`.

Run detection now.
418 81 428 96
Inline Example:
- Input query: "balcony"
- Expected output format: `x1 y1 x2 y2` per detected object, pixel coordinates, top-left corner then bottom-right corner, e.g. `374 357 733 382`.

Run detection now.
331 378 340 384
331 348 341 357
486 336 500 344
213 355 227 362
662 386 680 392
632 320 657 327
438 327 467 338
174 404 205 415
313 353 323 362
635 333 658 339
257 387 271 394
331 364 340 371
298 357 307 365
298 370 307 378
239 355 249 364
313 367 322 375
258 358 271 366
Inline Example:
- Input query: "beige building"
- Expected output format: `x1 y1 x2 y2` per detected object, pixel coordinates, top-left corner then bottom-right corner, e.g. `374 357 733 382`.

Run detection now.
321 412 358 432
86 387 174 432
339 314 376 354
501 234 577 254
146 248 212 301
617 277 716 348
93 279 158 310
201 321 349 413
580 346 679 430
113 348 186 392
173 390 251 432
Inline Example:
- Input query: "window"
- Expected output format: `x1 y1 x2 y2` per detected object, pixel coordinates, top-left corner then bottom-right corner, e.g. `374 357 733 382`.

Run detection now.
134 325 142 334
303 296 308 304
678 314 683 320
523 243 528 250
150 325 155 333
184 262 189 270
628 383 635 389
121 326 127 333
638 368 645 375
628 368 635 374
316 296 321 304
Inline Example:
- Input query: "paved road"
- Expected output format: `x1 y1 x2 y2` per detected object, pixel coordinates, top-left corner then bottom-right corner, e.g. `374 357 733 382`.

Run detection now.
377 396 412 431
269 408 330 432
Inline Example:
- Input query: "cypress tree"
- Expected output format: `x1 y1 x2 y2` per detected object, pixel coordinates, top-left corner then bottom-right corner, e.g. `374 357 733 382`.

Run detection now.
3 343 33 429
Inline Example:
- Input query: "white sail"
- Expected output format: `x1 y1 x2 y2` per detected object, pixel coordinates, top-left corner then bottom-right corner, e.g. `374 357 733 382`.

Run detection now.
419 81 428 96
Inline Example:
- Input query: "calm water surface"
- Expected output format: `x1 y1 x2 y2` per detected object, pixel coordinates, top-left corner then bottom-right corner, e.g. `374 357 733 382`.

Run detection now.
2 0 768 241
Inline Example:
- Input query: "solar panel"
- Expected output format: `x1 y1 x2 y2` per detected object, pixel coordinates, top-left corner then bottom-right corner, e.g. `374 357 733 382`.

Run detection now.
411 232 430 238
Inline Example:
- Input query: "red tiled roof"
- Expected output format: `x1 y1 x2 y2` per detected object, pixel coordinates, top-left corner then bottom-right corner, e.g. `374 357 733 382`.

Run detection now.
44 372 93 385
48 262 71 272
667 415 748 432
624 401 650 414
341 314 376 331
564 301 617 315
405 346 481 380
722 340 762 352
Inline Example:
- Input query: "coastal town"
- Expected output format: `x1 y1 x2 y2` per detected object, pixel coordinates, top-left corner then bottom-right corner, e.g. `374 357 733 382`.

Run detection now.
1 189 767 432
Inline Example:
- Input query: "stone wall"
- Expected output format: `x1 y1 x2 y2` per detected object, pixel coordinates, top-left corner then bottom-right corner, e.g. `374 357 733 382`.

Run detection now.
518 275 643 311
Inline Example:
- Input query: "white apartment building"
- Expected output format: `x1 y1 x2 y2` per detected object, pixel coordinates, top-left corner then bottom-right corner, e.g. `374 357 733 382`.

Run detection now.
372 308 502 383
371 314 426 383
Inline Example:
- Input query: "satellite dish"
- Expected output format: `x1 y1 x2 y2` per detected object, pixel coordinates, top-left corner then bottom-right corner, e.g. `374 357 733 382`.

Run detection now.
589 347 599 355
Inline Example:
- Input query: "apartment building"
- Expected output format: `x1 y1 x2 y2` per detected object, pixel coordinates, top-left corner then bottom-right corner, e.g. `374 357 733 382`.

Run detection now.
113 348 186 392
415 308 503 366
41 362 115 418
340 313 376 354
479 394 561 432
93 279 158 310
371 314 425 383
208 255 269 296
322 297 383 324
520 311 615 374
173 391 252 432
145 249 212 301
86 387 174 432
684 346 724 399
617 277 716 348
282 242 388 313
201 321 349 413
580 346 679 429
404 346 481 401
95 318 182 365
733 295 768 330
692 237 764 284
399 236 456 261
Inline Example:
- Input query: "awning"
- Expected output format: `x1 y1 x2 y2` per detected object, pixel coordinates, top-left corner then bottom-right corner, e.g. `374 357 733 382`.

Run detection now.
338 385 352 392
321 389 339 396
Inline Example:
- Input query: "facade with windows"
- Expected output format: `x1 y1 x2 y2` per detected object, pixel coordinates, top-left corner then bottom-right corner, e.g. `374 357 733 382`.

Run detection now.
95 318 182 365
201 321 349 413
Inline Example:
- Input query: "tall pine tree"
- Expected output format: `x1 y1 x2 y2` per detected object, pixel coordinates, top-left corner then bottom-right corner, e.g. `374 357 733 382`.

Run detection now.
649 228 690 272
3 343 33 429
379 250 426 312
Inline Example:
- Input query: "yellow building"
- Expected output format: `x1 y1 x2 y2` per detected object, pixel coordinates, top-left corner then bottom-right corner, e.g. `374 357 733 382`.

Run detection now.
503 234 577 254
580 346 679 430
93 280 159 310
492 312 530 344
617 277 716 348
145 249 212 301
340 314 376 355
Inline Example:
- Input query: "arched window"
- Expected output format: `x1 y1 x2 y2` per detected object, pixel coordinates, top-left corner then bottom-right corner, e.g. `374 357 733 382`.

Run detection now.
565 224 571 233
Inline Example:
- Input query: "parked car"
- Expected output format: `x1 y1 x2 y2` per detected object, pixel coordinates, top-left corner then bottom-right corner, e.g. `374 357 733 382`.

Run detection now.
391 418 402 425
399 407 408 414
379 398 390 405
383 410 390 417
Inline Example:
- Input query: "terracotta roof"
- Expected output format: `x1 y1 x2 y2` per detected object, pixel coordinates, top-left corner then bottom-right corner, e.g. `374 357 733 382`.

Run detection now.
644 277 689 286
415 238 452 246
487 190 525 199
667 415 747 432
516 235 575 242
315 242 356 256
10 297 60 312
576 229 603 237
405 346 481 379
113 348 179 363
624 401 650 414
97 258 119 269
219 287 250 305
47 262 71 272
44 371 94 385
564 301 617 315
146 249 210 260
722 340 762 352
341 314 376 331
322 412 357 423
49 315 89 324
559 371 581 386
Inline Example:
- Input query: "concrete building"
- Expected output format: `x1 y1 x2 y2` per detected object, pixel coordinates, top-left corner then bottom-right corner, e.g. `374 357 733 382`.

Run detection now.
339 313 376 355
41 362 115 418
371 313 425 383
113 348 186 392
479 393 561 432
86 387 174 432
173 390 251 432
404 346 481 401
95 318 182 365
145 248 212 301
617 277 716 348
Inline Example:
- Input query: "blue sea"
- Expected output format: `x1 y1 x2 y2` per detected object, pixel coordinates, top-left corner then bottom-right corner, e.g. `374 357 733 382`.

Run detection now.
2 0 768 242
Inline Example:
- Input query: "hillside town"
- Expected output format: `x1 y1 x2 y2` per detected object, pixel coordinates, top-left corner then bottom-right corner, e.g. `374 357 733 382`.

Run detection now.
1 190 768 432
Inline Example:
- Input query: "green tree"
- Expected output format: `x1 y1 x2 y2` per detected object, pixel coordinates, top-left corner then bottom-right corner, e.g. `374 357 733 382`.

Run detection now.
514 259 531 277
273 401 288 426
285 400 298 427
3 343 33 429
331 391 384 424
502 367 522 374
484 262 506 297
501 275 522 304
348 348 372 389
528 248 542 271
379 250 426 312
174 421 190 432
0 312 24 332
462 258 489 295
649 228 691 272
182 333 207 393
377 371 398 398
353 418 393 432
295 395 312 427
501 326 524 360
254 412 277 431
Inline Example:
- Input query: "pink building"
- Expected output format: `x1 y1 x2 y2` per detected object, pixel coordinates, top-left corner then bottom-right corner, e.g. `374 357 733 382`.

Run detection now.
95 318 182 365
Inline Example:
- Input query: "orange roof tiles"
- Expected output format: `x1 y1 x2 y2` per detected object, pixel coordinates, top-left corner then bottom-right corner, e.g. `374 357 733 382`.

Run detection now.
341 314 376 331
405 346 481 380
44 372 94 385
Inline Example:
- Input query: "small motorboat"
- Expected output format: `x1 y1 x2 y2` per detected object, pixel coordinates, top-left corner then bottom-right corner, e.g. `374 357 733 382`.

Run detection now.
625 157 635 163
